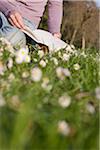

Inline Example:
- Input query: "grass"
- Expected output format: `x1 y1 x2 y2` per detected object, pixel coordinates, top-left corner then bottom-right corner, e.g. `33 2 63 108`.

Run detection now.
0 40 99 150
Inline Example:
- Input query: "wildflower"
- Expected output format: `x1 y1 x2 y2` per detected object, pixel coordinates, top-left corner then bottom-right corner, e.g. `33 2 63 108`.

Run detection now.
42 77 49 86
62 53 70 61
16 47 29 56
56 67 64 80
73 63 80 70
51 57 58 66
56 67 71 80
0 37 14 54
65 45 72 52
0 52 3 57
0 93 6 107
10 95 21 109
58 51 62 58
58 120 70 136
58 94 71 108
38 50 44 58
7 58 13 69
41 77 53 91
15 55 24 64
0 48 4 52
8 73 15 82
0 37 10 45
45 59 48 64
31 67 42 82
86 102 95 114
22 71 29 78
95 87 100 100
24 55 31 63
15 47 31 64
39 60 46 68
63 68 71 77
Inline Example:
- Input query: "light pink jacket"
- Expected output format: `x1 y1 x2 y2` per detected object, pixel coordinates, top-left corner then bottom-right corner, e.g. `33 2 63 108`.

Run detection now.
0 0 63 33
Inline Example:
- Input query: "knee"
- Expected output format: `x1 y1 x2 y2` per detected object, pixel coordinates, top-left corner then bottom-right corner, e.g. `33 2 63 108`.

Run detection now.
0 27 26 48
7 29 26 48
0 12 26 48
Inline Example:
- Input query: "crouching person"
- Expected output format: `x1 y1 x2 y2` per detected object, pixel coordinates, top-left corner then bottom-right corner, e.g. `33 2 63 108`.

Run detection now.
0 0 63 48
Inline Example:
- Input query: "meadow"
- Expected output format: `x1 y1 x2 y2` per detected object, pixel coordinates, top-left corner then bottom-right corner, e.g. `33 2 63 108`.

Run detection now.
0 38 99 150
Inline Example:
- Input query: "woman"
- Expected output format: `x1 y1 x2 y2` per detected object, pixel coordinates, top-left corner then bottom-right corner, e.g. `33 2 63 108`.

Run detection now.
0 0 63 48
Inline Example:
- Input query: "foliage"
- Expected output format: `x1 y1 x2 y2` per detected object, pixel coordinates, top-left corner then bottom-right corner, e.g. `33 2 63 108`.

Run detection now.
0 38 99 150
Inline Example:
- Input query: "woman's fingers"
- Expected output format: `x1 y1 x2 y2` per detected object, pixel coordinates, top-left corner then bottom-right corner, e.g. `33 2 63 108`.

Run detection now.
9 14 21 28
53 33 61 39
8 18 15 26
14 12 25 28
8 11 25 29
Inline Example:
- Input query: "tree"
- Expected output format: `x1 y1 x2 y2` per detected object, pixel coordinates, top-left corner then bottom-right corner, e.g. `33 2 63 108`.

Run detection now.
81 2 99 49
62 1 99 49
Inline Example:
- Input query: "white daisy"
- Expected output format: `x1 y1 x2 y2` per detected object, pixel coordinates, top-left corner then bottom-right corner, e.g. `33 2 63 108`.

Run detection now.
7 58 13 69
58 51 62 58
0 61 5 75
58 94 71 108
63 68 71 77
39 60 46 68
10 95 21 109
22 71 29 78
41 77 53 91
73 63 80 70
24 55 31 63
56 67 64 80
8 73 15 82
56 67 71 80
16 47 29 57
51 57 58 66
0 37 14 54
38 50 44 58
95 87 100 100
45 59 48 64
31 67 42 82
58 120 70 136
15 55 24 64
62 53 70 61
86 102 95 114
65 45 72 52
15 47 31 64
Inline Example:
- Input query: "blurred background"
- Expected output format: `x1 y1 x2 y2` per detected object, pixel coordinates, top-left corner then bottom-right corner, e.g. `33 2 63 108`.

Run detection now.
40 0 99 50
0 1 99 149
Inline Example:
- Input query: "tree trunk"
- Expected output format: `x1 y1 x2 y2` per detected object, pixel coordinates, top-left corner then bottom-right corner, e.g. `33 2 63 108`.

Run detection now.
82 34 85 49
70 29 77 45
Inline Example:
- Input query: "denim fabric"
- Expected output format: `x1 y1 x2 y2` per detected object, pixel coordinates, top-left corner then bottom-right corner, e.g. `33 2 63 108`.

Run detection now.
0 12 36 48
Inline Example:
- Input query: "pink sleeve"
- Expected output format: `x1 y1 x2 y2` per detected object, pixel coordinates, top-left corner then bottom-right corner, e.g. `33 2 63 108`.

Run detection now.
48 0 63 34
0 0 16 16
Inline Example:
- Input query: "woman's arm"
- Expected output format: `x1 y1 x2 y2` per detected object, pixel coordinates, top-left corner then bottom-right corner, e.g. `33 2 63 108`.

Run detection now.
48 0 63 37
0 0 24 29
0 0 16 16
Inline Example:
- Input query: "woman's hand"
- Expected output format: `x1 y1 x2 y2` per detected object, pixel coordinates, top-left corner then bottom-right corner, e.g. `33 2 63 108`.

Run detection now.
53 33 61 39
8 11 25 29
